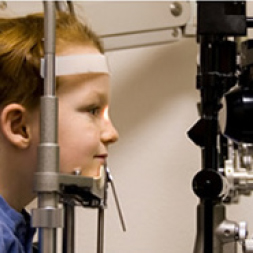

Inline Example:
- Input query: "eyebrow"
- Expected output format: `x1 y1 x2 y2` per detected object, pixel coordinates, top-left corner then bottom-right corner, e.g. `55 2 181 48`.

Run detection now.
57 73 109 91
86 90 108 105
59 73 107 84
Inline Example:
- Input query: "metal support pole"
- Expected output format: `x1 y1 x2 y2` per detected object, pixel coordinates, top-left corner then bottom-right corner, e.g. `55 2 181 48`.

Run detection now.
36 2 59 253
63 204 75 253
56 1 69 13
43 2 56 96
97 207 105 253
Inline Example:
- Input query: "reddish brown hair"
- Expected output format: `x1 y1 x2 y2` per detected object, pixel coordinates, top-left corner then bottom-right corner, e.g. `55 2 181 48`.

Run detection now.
0 12 103 109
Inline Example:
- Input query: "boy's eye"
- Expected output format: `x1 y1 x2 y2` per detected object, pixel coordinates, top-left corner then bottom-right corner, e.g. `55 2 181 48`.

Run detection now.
77 104 104 117
89 107 101 116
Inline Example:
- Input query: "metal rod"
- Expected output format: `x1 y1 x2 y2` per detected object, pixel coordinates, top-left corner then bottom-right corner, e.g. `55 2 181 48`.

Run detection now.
110 179 126 232
43 2 56 97
56 1 69 13
63 203 75 253
97 207 105 253
67 1 75 15
37 2 58 253
106 167 126 232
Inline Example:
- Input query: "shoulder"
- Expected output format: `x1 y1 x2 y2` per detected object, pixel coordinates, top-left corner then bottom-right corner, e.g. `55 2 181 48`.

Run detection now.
0 220 23 253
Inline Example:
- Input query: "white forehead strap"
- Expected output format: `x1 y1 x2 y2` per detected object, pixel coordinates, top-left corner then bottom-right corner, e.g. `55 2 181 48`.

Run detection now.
40 54 109 78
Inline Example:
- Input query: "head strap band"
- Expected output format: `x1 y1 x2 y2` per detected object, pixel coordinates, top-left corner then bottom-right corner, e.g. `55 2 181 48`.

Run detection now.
40 54 109 78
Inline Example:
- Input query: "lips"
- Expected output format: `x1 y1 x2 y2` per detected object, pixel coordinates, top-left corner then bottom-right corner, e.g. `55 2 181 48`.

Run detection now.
95 154 108 158
94 154 108 164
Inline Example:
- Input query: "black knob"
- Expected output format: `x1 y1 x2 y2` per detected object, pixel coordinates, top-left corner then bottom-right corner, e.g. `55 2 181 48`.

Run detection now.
192 170 224 199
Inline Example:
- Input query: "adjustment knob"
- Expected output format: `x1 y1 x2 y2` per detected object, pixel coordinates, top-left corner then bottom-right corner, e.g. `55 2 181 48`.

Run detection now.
192 169 224 199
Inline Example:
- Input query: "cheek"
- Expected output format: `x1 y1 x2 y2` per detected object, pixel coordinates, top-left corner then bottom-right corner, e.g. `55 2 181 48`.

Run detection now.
59 125 99 151
58 104 100 148
58 120 100 173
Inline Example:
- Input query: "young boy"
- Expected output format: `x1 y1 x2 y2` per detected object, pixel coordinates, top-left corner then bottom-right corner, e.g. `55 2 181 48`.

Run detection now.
0 12 118 252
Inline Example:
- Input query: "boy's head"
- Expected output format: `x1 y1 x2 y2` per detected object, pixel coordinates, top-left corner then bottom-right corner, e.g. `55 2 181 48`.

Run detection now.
0 12 104 109
0 13 118 211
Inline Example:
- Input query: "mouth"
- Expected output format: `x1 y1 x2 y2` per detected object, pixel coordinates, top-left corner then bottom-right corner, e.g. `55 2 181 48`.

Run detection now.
94 154 108 164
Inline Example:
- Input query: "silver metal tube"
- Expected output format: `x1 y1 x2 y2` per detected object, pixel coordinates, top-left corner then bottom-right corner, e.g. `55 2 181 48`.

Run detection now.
63 204 75 253
56 1 69 13
37 2 58 253
43 2 56 96
97 208 105 253
55 1 75 15
67 1 75 15
38 227 57 253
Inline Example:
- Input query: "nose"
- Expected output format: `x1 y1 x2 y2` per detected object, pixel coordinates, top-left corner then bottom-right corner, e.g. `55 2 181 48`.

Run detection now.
101 118 119 145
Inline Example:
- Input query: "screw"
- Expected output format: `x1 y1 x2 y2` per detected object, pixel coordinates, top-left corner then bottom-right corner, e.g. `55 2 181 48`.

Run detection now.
170 2 182 17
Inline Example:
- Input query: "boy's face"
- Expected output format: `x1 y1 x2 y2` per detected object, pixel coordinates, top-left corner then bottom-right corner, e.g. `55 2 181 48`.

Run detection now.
57 73 118 177
0 46 118 209
56 46 118 177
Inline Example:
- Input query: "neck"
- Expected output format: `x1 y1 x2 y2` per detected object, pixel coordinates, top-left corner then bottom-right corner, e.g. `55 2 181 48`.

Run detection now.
0 143 36 212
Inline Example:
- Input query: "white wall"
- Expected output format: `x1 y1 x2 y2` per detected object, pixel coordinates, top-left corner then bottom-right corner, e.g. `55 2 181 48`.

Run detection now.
97 37 200 253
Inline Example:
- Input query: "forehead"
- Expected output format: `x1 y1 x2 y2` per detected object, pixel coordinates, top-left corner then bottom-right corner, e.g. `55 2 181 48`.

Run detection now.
57 73 110 97
58 44 100 55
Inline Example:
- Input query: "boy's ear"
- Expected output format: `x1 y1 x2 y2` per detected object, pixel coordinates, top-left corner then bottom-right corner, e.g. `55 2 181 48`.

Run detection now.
1 104 31 149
